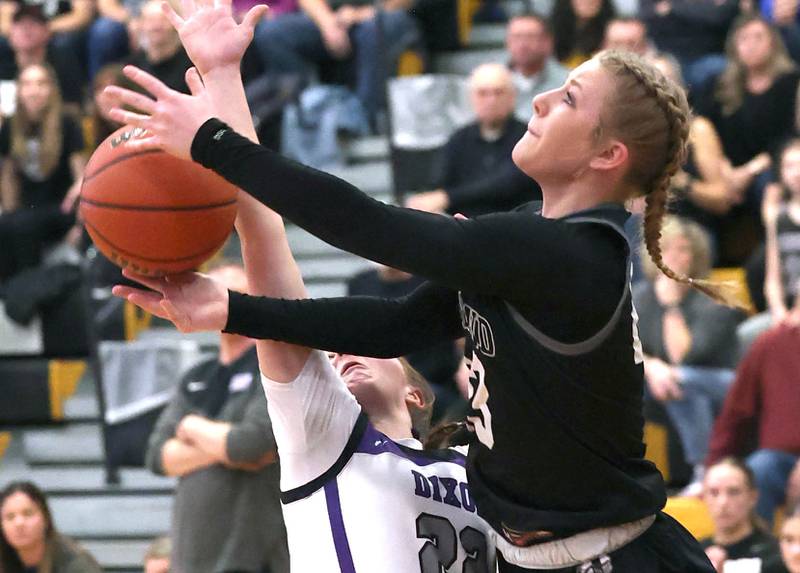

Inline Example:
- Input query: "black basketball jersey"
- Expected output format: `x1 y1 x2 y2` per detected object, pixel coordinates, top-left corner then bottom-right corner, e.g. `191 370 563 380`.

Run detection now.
459 204 665 539
194 120 668 543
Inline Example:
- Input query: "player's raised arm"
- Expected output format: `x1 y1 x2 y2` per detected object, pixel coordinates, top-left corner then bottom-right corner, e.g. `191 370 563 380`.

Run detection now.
110 0 312 381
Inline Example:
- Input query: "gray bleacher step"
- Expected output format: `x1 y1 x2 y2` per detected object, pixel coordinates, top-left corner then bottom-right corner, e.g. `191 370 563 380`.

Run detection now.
344 135 389 163
306 281 348 298
431 48 507 75
327 161 392 197
297 256 371 282
0 466 175 495
50 494 172 537
469 23 506 48
64 392 100 421
22 422 104 465
287 227 347 258
80 540 151 571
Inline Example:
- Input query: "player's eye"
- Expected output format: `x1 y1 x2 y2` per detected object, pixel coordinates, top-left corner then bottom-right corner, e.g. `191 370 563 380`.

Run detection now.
563 90 575 106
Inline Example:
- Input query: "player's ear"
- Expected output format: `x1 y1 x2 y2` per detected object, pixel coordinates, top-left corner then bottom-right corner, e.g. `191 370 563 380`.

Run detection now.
405 386 425 410
589 138 628 172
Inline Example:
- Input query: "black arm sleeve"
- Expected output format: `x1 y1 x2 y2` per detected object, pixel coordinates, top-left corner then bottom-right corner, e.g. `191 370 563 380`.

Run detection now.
225 281 464 358
192 119 616 309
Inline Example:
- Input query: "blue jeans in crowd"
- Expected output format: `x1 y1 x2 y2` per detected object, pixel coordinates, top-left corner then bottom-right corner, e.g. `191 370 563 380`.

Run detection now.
665 366 735 467
87 17 130 80
252 10 419 117
747 449 798 526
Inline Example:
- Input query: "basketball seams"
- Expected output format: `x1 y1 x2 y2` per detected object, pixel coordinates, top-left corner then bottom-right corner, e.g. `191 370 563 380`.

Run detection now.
84 217 230 276
79 197 237 211
82 148 163 183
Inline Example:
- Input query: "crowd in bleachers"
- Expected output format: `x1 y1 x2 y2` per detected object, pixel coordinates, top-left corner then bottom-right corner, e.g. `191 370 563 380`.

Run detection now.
2 0 800 570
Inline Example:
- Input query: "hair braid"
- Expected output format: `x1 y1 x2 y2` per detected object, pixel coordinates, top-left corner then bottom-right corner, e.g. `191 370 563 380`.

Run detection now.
598 50 747 310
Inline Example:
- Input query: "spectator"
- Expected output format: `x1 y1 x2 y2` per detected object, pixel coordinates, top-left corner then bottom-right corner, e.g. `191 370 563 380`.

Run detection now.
550 0 615 68
739 139 800 350
0 481 102 572
145 264 288 573
706 295 800 526
602 16 654 57
649 53 738 244
695 15 799 216
505 12 569 121
772 504 800 573
346 264 461 422
634 216 742 493
404 63 540 218
143 536 171 573
760 0 800 64
86 64 125 149
87 0 148 80
640 0 738 91
0 4 85 109
1 0 94 70
0 63 85 288
700 458 782 573
125 0 192 94
250 0 420 120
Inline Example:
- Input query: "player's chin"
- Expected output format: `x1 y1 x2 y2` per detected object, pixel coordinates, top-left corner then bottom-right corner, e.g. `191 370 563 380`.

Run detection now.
512 136 540 176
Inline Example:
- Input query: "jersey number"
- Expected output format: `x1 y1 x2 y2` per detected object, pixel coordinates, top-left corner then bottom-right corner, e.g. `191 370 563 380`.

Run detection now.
416 513 489 573
465 353 494 449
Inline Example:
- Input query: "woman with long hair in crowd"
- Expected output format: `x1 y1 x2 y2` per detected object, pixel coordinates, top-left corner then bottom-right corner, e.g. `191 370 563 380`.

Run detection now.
694 14 800 261
551 0 615 68
0 481 102 573
700 458 782 572
0 63 85 286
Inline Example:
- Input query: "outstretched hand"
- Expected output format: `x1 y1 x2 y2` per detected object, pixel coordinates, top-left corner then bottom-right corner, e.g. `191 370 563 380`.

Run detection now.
105 65 213 160
112 269 230 333
164 0 268 74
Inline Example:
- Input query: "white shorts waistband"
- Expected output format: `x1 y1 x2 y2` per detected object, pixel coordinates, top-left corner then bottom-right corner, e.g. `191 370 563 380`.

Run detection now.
493 514 657 570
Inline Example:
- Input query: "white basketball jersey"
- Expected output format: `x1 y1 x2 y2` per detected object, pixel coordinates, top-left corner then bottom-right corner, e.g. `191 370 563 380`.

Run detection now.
261 351 496 573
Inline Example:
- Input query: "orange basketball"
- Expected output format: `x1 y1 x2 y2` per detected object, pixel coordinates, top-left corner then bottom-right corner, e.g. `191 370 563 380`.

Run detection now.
79 126 238 277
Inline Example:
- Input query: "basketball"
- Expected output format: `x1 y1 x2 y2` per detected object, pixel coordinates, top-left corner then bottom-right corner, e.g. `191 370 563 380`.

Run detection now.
79 126 238 277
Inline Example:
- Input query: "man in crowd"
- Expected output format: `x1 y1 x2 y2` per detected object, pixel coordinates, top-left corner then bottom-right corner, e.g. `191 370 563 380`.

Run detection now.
145 264 288 573
125 0 191 94
0 3 84 108
505 12 568 121
405 62 540 217
706 290 800 526
602 17 655 57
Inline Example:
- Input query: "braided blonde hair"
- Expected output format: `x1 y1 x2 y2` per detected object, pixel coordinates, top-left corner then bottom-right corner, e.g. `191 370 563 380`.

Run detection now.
598 50 743 309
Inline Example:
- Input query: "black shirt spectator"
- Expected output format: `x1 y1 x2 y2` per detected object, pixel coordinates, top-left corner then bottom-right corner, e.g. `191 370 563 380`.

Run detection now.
640 0 738 66
406 64 540 218
0 4 84 106
436 119 538 217
0 113 83 208
701 529 781 562
696 69 800 167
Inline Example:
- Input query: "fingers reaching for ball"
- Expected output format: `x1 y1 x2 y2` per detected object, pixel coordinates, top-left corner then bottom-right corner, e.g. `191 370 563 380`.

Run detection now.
111 284 171 320
105 64 214 160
